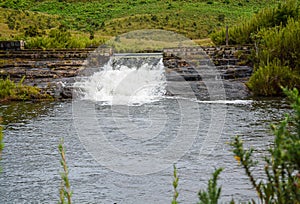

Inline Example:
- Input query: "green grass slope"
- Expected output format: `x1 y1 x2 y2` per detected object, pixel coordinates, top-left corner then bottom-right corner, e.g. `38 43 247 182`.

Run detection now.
0 0 272 47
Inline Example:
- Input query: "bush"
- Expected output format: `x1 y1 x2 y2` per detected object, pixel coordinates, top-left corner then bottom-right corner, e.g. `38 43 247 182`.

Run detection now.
31 28 75 48
247 59 300 96
0 77 16 99
24 25 42 37
212 0 300 96
246 18 300 96
198 168 223 204
257 18 300 71
211 0 300 45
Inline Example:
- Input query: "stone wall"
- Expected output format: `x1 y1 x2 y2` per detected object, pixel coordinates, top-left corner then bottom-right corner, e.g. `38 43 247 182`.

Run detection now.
163 46 253 99
0 46 253 99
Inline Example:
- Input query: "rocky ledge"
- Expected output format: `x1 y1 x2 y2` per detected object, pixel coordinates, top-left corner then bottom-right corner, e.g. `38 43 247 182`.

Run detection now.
0 46 253 100
163 46 252 100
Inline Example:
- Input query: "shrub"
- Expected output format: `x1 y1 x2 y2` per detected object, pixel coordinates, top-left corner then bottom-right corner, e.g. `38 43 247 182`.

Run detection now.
212 0 300 96
257 18 300 71
198 168 223 204
151 15 158 22
211 0 300 45
0 77 16 99
247 59 300 96
246 18 300 96
217 14 225 23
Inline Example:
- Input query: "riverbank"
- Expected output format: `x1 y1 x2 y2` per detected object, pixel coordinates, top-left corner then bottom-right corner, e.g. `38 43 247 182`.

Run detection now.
0 77 52 102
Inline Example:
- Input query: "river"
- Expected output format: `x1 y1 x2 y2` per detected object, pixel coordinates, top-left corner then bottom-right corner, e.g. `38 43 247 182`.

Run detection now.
0 98 290 203
0 51 292 203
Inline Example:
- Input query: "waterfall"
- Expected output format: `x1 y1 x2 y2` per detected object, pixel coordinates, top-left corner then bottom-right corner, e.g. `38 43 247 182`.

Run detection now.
74 53 166 105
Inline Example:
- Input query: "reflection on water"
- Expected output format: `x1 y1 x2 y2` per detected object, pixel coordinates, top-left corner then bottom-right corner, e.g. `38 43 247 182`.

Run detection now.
0 101 55 125
0 99 291 203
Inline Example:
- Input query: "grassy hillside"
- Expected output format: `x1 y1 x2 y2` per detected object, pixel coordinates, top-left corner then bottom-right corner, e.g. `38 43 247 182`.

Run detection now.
0 0 272 48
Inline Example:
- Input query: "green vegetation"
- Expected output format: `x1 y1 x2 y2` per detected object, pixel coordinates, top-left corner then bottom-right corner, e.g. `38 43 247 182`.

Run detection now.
250 17 300 96
198 168 223 204
172 164 179 204
59 139 72 204
172 165 223 204
25 26 107 49
106 29 197 52
212 0 300 96
211 0 300 45
0 0 271 48
254 17 300 75
247 60 299 96
0 77 52 101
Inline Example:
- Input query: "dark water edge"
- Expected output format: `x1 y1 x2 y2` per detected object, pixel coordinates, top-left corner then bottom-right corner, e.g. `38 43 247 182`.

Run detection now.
0 98 291 203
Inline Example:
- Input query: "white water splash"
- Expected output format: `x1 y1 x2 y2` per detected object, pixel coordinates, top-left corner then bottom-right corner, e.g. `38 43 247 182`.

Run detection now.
197 99 252 105
75 56 166 105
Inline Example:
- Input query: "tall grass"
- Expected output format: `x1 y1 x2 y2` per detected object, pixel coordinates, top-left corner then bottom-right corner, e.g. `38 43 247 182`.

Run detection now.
212 0 300 96
246 17 300 96
257 18 300 70
211 0 300 45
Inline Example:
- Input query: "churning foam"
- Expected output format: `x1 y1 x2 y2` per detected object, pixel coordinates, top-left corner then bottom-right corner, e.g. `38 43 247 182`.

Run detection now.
75 56 166 105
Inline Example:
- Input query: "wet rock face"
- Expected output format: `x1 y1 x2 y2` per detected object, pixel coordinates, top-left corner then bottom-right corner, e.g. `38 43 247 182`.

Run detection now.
0 49 110 99
163 46 252 100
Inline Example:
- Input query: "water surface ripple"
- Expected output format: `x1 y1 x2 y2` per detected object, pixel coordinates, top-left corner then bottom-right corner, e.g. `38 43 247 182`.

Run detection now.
0 99 290 203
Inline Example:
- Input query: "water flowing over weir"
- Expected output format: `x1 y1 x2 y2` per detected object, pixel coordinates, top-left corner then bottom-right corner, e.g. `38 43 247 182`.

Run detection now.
74 53 166 105
0 31 262 203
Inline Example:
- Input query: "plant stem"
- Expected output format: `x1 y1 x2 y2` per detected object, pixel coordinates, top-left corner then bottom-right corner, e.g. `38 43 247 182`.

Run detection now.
59 139 72 204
